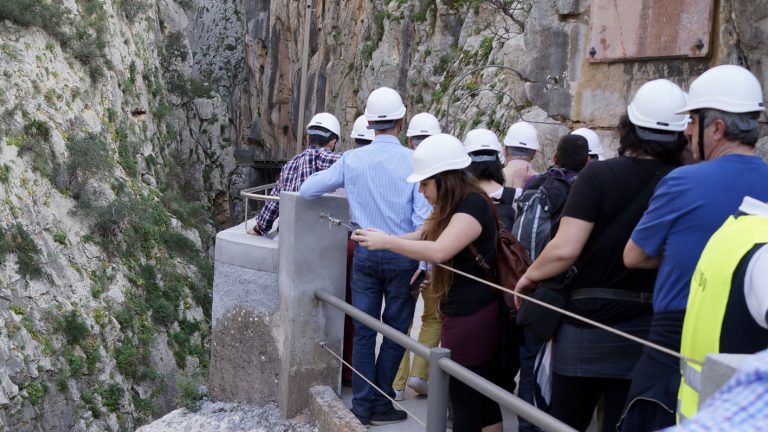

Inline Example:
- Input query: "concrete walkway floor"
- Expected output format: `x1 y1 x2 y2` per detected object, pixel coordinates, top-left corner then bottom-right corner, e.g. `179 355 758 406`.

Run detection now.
341 385 520 431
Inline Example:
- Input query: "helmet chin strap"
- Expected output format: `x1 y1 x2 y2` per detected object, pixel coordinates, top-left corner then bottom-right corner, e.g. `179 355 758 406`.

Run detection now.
697 111 706 161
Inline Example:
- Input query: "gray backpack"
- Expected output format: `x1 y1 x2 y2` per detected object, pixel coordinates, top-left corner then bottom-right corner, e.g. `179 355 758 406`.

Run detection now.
511 171 575 260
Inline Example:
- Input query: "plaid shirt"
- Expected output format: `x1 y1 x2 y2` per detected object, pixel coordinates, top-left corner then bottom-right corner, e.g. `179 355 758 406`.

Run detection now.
254 146 341 235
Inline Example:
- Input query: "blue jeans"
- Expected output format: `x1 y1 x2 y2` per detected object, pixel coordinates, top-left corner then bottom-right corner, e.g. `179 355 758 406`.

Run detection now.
350 245 418 418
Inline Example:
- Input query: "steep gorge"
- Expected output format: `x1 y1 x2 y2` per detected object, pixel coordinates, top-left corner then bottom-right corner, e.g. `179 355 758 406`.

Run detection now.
0 0 767 431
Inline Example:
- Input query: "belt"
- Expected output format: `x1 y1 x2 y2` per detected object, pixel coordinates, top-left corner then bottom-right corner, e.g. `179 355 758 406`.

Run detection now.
570 288 653 304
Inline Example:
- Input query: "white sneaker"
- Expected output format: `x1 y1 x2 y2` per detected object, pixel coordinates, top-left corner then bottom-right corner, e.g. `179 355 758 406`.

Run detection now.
407 376 428 395
394 389 404 401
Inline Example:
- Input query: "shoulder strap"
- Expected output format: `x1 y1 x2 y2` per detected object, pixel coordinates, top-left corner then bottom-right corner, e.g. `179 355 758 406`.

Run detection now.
573 164 674 272
499 187 516 205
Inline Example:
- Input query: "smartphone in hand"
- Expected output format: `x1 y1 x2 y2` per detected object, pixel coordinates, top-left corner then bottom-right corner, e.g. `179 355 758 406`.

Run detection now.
409 270 426 299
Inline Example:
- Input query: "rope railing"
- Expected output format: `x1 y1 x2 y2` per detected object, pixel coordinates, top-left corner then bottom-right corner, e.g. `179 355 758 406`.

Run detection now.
317 212 697 365
434 263 702 365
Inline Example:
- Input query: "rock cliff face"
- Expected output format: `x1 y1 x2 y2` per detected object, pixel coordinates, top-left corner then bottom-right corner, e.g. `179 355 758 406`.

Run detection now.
233 0 768 213
1 0 767 430
0 0 228 430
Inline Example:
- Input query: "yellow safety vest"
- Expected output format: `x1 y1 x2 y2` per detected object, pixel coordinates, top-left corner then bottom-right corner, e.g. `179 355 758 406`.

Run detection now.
678 215 768 421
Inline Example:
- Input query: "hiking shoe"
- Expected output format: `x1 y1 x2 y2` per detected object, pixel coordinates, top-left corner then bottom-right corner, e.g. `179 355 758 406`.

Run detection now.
370 407 407 426
393 389 404 401
407 376 429 395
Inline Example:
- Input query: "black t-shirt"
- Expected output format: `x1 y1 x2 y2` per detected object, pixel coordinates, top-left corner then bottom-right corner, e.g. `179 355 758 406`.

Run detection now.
561 156 668 325
440 193 498 317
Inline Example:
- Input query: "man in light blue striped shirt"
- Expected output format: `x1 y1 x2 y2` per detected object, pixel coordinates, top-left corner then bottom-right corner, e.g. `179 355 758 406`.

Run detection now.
301 87 430 426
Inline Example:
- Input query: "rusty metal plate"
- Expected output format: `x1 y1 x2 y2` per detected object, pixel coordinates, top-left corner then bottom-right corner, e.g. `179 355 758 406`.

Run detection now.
586 0 715 62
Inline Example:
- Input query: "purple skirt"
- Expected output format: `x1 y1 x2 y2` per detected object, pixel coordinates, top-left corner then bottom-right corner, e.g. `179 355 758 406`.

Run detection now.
441 301 500 367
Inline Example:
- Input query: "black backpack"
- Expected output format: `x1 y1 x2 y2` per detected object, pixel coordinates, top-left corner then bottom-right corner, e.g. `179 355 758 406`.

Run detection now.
511 171 575 260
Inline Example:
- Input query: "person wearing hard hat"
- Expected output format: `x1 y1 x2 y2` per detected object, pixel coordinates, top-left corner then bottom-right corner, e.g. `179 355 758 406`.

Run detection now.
340 115 375 385
571 127 603 162
301 87 430 426
389 112 440 401
463 128 517 228
502 121 541 188
665 199 768 431
350 115 374 147
623 65 768 431
406 112 441 149
673 196 768 425
353 133 504 432
248 112 341 236
515 79 689 432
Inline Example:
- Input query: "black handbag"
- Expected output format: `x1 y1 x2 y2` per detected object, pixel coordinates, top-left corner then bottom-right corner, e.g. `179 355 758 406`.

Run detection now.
515 164 673 340
515 273 572 340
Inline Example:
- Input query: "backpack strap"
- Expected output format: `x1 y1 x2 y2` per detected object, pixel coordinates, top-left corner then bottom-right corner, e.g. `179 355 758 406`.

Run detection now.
499 187 517 205
468 243 495 279
570 164 674 276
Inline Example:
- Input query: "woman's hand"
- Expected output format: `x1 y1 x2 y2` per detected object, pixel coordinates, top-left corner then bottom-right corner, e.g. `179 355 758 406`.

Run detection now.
351 228 390 250
514 273 537 310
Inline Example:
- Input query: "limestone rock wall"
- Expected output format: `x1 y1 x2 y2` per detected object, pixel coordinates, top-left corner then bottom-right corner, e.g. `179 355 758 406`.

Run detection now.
233 0 768 192
0 0 230 430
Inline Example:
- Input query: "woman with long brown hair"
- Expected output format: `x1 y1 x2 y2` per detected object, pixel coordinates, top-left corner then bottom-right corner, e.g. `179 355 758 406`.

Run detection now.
353 133 503 432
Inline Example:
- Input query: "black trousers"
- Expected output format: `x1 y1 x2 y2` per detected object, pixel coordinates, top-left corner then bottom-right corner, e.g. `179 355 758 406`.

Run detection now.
548 373 631 432
450 361 503 432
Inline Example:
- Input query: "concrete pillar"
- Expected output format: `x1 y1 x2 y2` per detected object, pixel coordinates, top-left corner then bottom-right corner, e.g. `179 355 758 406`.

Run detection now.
278 192 348 418
209 222 281 404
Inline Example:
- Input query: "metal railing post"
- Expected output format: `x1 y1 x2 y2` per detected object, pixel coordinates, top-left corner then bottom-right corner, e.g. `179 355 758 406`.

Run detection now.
426 347 451 432
244 196 250 232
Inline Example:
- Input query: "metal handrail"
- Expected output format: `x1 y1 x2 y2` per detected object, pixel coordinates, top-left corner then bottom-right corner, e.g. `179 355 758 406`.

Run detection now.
314 289 575 432
240 183 278 233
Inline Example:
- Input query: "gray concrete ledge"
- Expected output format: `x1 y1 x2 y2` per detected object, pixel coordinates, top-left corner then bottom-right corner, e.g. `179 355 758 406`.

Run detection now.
309 386 366 432
215 222 279 272
212 263 278 324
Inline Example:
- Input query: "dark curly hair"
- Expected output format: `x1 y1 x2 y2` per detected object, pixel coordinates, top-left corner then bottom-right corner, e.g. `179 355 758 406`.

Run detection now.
617 115 687 166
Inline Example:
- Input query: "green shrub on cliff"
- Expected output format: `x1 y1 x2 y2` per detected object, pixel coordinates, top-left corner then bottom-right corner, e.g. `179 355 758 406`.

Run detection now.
0 223 45 279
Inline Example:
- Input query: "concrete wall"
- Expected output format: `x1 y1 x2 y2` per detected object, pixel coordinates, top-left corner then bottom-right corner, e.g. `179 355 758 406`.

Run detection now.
278 192 348 418
211 191 348 416
210 222 281 405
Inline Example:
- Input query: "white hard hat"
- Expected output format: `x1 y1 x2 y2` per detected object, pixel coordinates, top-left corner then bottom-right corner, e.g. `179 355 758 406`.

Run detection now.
407 133 471 183
571 128 603 156
676 64 765 114
350 115 374 141
406 112 441 137
306 112 341 138
627 79 689 132
503 121 540 150
365 87 406 128
464 128 503 154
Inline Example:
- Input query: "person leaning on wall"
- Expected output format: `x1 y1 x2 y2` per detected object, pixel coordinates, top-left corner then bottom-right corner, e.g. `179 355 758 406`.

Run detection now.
300 87 431 426
248 112 341 236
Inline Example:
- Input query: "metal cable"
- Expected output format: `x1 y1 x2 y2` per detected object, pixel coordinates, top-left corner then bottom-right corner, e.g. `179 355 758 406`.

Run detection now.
436 263 703 365
317 341 428 427
318 212 700 365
